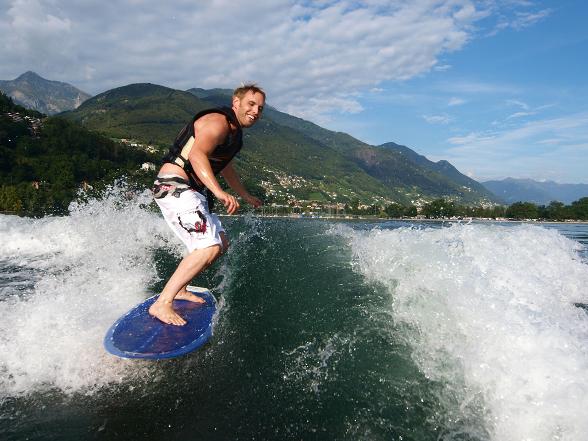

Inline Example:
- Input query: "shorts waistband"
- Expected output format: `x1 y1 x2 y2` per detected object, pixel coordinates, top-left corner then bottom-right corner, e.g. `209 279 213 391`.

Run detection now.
153 175 192 199
155 174 190 185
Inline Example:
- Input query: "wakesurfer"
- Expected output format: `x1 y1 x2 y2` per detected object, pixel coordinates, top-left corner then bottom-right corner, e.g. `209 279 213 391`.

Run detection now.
150 84 265 325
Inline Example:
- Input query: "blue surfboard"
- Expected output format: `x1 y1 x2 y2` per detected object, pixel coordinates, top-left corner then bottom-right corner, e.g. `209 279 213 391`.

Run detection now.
104 286 217 359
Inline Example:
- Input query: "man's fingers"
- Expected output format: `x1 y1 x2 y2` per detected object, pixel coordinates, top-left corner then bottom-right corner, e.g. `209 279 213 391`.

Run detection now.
230 199 240 214
217 192 240 214
223 194 239 214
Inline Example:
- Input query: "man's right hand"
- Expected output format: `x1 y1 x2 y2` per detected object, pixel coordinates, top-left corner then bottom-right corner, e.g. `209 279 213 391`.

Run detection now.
215 190 240 215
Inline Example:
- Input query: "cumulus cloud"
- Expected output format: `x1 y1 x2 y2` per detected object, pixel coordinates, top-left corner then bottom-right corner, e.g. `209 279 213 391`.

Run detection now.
1 0 74 71
0 0 553 123
0 0 483 121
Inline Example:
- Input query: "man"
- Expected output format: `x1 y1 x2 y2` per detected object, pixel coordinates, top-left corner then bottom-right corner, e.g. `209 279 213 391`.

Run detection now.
150 84 265 325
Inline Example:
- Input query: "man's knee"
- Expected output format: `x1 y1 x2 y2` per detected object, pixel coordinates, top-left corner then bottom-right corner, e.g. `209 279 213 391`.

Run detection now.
208 244 222 262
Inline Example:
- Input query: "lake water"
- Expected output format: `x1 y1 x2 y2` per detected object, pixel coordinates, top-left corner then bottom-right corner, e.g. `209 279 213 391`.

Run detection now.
1 187 587 440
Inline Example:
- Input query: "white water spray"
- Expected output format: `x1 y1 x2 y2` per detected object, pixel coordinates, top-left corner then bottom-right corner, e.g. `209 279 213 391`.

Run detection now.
342 222 588 441
0 185 184 396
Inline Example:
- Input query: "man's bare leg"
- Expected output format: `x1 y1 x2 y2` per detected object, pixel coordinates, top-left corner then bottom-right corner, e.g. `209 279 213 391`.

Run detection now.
174 234 228 304
149 244 222 325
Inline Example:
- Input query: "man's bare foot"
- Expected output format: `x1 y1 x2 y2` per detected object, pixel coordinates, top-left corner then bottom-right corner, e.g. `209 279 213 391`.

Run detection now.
175 290 206 304
149 300 187 326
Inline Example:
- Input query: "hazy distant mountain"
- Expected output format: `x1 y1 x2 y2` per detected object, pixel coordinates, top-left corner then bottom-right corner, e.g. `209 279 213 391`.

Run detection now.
0 71 91 115
482 178 588 205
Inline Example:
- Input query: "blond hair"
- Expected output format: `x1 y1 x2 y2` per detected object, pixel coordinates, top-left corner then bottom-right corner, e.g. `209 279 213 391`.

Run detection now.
233 83 266 100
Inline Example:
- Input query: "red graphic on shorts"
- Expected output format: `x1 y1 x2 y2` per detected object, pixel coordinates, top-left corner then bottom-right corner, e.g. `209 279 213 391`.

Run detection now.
178 210 207 234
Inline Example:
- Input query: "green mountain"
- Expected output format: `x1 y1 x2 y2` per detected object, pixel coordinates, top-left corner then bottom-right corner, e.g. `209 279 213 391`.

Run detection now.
188 88 497 204
64 83 210 145
63 83 500 205
0 71 91 115
379 142 498 202
0 91 155 215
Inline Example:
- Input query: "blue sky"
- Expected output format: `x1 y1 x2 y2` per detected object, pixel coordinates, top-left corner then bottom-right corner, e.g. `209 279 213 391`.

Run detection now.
330 1 588 184
1 0 586 183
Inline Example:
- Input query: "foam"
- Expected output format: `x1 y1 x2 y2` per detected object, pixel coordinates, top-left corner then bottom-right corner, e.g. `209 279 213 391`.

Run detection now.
0 184 184 397
339 222 588 441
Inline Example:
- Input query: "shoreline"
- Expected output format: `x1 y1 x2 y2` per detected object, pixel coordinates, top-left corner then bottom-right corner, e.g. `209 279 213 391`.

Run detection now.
219 213 588 225
2 211 586 225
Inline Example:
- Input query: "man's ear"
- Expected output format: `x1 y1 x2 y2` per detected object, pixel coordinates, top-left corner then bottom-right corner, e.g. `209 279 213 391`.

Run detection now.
232 96 240 108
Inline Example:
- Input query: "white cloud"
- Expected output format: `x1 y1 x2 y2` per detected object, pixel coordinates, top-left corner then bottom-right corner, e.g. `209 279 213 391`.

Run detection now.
503 101 554 121
506 111 535 119
506 99 530 110
448 97 466 106
423 114 452 124
511 8 552 30
434 64 452 72
0 0 557 125
485 3 552 36
0 0 484 122
447 131 497 146
438 80 520 95
2 0 74 70
444 113 588 183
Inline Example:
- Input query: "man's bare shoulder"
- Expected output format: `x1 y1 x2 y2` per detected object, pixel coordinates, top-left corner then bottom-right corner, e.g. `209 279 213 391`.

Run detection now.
195 112 229 134
192 111 230 148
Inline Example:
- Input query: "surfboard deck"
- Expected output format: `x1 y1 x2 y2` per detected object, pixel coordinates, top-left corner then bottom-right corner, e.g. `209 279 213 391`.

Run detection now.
104 286 216 360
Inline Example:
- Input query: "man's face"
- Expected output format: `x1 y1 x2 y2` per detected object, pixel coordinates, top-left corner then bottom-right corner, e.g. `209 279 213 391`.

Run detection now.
232 91 265 128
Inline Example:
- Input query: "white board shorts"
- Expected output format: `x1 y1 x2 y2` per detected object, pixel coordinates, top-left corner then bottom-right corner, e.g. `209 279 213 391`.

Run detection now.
154 183 225 253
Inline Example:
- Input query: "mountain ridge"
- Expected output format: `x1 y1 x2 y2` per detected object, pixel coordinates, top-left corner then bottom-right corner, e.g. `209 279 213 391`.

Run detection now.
0 71 91 115
4 73 500 205
62 82 499 205
482 178 588 205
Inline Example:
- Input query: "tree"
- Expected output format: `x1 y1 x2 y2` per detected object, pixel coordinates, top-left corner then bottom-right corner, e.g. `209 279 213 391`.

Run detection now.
541 201 570 220
0 185 22 212
421 198 456 218
385 203 404 218
0 111 157 215
405 205 418 217
570 197 588 220
506 201 539 219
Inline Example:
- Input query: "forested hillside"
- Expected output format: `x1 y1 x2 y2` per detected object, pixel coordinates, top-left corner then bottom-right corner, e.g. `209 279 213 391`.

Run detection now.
0 92 155 215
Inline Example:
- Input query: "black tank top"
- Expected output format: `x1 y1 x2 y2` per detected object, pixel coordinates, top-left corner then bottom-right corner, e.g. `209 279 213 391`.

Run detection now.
162 107 243 192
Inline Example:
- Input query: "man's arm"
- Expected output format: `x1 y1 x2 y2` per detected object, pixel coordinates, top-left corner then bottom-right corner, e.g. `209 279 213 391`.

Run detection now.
220 163 263 208
188 113 239 214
